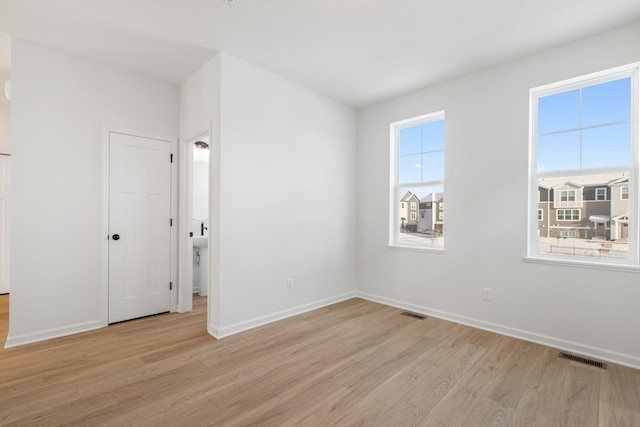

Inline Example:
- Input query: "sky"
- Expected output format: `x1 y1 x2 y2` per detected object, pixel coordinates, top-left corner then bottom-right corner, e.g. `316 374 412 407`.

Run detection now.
537 77 631 172
397 76 632 201
398 119 445 200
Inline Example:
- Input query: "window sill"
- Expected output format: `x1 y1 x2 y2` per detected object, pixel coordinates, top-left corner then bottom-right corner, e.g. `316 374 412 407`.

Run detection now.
523 255 640 273
388 244 445 254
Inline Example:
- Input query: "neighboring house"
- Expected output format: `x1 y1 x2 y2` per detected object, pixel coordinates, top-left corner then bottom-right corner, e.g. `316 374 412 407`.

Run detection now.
418 193 444 233
399 191 420 229
537 173 629 240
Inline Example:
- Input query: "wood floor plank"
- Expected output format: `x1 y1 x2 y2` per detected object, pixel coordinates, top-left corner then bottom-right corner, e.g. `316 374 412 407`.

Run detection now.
418 391 481 427
599 401 640 427
553 364 601 427
417 336 515 427
1 294 639 426
403 342 486 412
509 388 561 427
460 397 513 427
483 339 546 407
372 399 427 426
601 362 640 413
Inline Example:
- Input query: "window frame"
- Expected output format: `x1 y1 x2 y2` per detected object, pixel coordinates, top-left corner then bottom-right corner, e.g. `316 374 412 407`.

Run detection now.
527 63 640 269
560 190 576 202
595 188 607 201
390 111 445 251
538 209 543 221
561 230 578 238
621 186 629 200
556 209 581 221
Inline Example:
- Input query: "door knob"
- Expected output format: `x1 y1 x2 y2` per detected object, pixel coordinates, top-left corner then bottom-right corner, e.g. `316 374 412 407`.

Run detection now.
112 234 120 241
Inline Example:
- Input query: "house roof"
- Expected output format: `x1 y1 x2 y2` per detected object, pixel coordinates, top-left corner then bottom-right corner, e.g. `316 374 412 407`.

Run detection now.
539 173 628 189
609 176 629 185
420 193 444 203
400 191 419 203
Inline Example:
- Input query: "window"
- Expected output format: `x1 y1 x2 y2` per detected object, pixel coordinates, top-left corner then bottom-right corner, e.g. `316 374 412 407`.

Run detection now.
439 203 444 211
556 209 580 221
401 202 405 208
410 212 416 220
438 212 444 220
560 190 576 202
529 63 638 267
622 186 629 200
410 202 417 210
391 111 445 249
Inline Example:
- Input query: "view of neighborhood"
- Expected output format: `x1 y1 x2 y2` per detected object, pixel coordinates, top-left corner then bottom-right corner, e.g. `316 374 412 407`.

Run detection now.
537 172 629 259
398 171 630 258
398 190 444 246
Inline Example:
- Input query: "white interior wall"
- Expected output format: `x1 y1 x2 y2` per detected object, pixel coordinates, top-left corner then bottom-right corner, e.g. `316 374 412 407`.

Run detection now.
178 54 221 324
7 39 179 346
179 53 357 336
0 33 9 155
356 20 640 368
215 53 357 335
0 68 9 154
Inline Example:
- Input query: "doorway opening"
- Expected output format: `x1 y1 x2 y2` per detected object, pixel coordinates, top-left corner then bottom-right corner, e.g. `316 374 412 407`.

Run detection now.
178 131 212 315
191 137 210 298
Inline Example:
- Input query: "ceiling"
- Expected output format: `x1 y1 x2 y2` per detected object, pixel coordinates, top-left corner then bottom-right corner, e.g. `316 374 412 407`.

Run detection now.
1 0 640 108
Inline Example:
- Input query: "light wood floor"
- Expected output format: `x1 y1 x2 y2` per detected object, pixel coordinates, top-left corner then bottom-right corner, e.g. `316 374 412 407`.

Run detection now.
1 294 639 426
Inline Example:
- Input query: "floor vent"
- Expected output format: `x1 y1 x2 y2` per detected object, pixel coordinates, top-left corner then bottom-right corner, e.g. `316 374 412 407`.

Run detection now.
558 352 607 369
400 311 426 320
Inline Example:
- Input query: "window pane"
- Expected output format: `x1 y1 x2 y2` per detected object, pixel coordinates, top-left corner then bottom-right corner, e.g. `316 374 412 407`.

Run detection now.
393 113 445 249
582 123 631 168
421 120 445 152
536 173 629 260
538 131 580 172
421 151 444 181
538 89 580 134
398 154 422 183
582 77 631 127
398 186 444 247
399 126 422 156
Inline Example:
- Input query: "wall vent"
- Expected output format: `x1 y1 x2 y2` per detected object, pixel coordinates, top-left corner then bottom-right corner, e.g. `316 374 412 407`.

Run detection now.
400 311 426 320
558 352 607 369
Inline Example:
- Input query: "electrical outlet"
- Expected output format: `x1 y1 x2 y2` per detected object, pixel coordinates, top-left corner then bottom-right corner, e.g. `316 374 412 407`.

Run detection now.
483 288 492 301
287 279 294 291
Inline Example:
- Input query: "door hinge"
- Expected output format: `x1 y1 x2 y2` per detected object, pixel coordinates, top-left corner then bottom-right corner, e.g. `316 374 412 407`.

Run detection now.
170 282 173 291
170 153 174 163
170 218 173 227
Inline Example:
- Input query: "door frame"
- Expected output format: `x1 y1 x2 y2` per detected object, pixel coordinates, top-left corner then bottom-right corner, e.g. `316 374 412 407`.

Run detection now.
100 126 178 327
177 130 211 313
0 154 10 295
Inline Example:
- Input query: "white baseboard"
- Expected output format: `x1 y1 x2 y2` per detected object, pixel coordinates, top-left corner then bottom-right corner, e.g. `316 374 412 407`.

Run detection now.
4 320 103 349
209 291 357 339
356 291 640 370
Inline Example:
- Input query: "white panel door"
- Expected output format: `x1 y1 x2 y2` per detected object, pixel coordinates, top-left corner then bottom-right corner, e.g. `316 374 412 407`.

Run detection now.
0 155 10 294
109 132 171 323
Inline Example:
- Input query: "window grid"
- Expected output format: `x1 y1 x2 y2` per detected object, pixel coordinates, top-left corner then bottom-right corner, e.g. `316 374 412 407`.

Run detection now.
556 209 580 221
621 186 629 200
391 111 445 249
529 63 639 267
